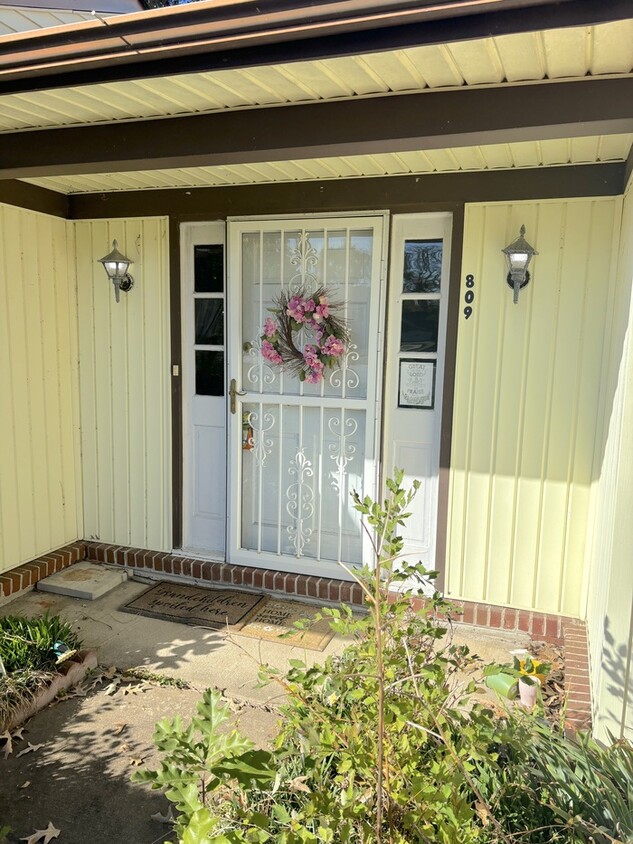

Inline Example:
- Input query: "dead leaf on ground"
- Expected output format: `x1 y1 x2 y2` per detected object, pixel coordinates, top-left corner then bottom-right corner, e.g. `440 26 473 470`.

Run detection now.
18 781 31 789
20 821 60 844
103 679 121 696
118 743 131 753
129 756 144 766
16 743 45 758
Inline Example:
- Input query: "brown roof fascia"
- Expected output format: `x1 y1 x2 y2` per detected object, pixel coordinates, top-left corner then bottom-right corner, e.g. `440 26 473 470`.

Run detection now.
66 163 626 221
0 0 631 94
2 77 632 180
0 178 68 218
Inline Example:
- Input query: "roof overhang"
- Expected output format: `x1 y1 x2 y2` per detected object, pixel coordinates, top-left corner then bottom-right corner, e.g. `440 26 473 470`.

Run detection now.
3 78 632 182
0 0 631 94
0 1 631 200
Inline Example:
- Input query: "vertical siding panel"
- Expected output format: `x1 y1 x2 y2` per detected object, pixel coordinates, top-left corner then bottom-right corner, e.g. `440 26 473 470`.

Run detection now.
143 219 167 549
0 207 22 565
486 204 539 605
460 205 509 601
0 204 81 573
446 205 483 599
127 223 146 548
109 220 131 544
585 185 633 742
536 202 592 612
449 197 619 615
511 202 564 608
76 221 99 540
55 217 81 541
92 220 115 541
22 210 50 554
37 215 65 549
74 216 170 553
562 201 619 615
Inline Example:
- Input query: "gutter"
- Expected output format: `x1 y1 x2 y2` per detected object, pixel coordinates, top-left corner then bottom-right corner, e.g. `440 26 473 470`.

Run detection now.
0 0 631 93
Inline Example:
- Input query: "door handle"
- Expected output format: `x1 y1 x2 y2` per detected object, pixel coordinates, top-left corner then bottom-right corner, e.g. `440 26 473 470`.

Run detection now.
229 378 246 414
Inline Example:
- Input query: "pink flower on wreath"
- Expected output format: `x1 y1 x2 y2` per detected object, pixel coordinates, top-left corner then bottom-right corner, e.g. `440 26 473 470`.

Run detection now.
305 360 325 384
263 317 278 337
261 339 283 364
321 335 345 358
286 295 307 323
304 369 323 384
302 344 320 368
314 296 330 322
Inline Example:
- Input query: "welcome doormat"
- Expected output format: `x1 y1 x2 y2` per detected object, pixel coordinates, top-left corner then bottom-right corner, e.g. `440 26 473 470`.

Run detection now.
236 598 335 651
121 581 265 629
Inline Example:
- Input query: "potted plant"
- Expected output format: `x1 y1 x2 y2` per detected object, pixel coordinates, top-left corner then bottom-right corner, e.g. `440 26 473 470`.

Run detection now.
484 652 550 708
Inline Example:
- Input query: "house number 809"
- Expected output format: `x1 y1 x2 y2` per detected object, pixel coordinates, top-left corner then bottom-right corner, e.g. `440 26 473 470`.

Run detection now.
464 274 475 319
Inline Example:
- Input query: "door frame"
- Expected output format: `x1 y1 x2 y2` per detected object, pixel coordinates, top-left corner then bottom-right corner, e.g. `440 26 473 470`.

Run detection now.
381 211 454 580
180 220 228 558
225 211 390 578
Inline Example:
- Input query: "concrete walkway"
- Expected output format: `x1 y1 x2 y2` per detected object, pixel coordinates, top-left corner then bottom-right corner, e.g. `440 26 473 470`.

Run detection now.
0 575 529 844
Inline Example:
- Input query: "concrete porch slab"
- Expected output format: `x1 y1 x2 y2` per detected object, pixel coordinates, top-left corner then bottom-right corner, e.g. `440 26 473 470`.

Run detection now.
36 561 128 600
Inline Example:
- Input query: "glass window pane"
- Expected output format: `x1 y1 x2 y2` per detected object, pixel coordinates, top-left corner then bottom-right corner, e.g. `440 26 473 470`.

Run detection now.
196 351 224 396
195 299 224 345
194 244 224 293
400 300 439 352
403 239 443 293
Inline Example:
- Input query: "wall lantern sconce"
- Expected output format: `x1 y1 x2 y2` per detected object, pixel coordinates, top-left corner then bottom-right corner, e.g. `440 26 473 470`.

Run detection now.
98 239 134 303
502 225 538 304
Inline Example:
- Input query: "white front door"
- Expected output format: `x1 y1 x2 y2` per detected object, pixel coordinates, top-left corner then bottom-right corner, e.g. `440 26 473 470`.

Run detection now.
227 216 387 578
383 213 453 574
181 222 227 556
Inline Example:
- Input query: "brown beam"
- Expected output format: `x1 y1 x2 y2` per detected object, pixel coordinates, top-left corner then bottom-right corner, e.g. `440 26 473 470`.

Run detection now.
68 163 625 220
0 0 630 94
0 178 68 217
2 78 633 180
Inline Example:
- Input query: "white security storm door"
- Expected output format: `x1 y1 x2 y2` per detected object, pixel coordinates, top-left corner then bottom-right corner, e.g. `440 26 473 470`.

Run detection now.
181 222 227 557
383 213 453 573
227 216 387 578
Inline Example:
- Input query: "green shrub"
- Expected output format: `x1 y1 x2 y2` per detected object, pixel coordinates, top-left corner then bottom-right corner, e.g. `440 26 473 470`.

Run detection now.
137 472 633 843
0 613 82 726
0 613 81 675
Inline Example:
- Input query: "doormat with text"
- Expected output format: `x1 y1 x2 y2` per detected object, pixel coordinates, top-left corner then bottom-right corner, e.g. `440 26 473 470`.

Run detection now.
121 581 265 629
236 598 335 651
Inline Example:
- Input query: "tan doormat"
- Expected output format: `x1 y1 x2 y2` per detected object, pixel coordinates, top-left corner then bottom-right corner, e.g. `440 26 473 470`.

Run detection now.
236 598 335 651
121 581 265 629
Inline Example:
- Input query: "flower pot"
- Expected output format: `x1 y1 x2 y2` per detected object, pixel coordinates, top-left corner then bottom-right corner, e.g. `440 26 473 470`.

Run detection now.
518 676 541 708
485 672 518 699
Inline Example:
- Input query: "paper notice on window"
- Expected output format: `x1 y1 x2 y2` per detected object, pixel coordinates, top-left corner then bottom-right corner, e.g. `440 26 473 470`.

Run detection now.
398 360 435 408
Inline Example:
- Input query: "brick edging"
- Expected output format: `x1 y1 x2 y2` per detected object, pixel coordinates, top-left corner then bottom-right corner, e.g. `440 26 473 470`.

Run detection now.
562 619 592 733
427 598 570 644
84 542 366 606
1 540 577 646
0 542 86 602
1 541 592 731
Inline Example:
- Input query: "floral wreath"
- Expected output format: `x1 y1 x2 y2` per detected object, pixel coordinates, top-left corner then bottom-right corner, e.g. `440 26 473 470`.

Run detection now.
260 286 349 384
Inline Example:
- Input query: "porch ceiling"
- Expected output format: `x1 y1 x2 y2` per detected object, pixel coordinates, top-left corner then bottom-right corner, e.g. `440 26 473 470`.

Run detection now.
1 19 632 134
22 133 633 194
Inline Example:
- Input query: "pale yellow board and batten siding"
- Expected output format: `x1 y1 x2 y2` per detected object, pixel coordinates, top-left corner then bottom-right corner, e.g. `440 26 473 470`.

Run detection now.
74 218 171 553
0 203 82 574
446 197 622 616
584 179 633 742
